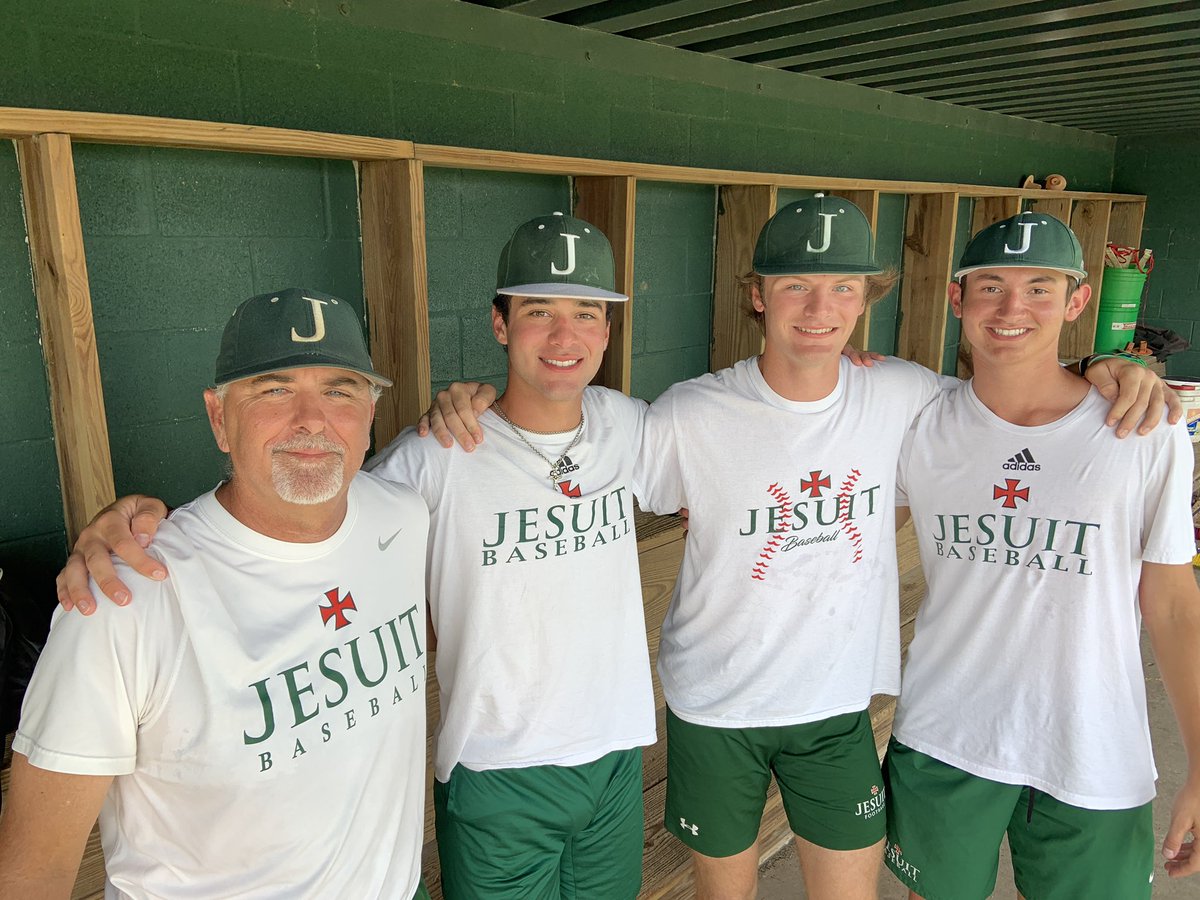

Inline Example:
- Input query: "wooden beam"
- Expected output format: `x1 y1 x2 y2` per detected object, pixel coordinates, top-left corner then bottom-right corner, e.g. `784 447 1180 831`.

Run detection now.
1107 201 1146 248
834 189 880 352
898 192 959 373
1061 199 1112 359
16 133 115 545
711 184 775 372
0 107 412 160
970 194 1022 234
574 175 636 394
415 143 1142 202
359 159 432 448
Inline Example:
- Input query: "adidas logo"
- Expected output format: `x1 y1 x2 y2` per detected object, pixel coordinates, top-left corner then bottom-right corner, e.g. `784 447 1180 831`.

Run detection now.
1003 448 1040 471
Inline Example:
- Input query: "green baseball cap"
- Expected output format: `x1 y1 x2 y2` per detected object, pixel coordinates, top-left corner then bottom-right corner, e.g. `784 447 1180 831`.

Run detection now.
955 211 1086 280
496 212 628 302
214 288 391 387
753 194 882 276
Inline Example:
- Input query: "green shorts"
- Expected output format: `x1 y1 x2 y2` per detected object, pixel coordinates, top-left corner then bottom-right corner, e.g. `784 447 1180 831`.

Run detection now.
664 707 886 858
412 880 431 900
884 740 1154 900
434 748 644 900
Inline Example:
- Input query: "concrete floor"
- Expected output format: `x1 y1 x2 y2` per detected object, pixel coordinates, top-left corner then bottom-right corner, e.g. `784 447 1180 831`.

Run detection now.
758 629 1197 899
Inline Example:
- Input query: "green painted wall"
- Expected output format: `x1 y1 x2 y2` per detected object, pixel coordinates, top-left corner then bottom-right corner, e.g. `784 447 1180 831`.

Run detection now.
0 149 63 585
0 0 1119 581
1114 129 1200 377
631 183 714 401
75 144 365 507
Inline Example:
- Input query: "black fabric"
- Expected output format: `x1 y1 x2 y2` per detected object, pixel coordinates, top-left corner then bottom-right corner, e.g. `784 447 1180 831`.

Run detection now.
0 569 51 813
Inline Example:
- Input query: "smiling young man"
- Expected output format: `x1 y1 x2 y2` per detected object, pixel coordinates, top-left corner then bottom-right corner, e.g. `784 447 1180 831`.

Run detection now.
366 212 657 900
51 216 656 900
885 212 1200 899
0 289 431 899
635 195 949 900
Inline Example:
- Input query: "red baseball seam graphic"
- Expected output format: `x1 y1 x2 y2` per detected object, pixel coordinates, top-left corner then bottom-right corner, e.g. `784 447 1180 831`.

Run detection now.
837 468 864 564
751 482 791 581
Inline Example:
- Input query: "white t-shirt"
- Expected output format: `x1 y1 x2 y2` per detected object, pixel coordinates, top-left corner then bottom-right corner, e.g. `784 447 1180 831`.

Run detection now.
366 386 657 782
893 384 1196 809
638 356 946 727
15 474 430 900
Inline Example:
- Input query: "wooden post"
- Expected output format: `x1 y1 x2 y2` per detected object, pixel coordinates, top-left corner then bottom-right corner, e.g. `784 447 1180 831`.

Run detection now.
574 175 636 394
970 194 1022 234
1107 201 1146 248
711 184 775 372
835 189 880 351
898 192 959 373
16 133 115 545
1062 199 1113 359
1026 196 1073 222
359 158 432 448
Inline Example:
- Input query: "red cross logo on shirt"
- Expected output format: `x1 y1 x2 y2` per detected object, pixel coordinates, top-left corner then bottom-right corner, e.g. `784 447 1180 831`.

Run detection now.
319 587 356 630
800 470 831 498
993 478 1031 509
556 480 582 498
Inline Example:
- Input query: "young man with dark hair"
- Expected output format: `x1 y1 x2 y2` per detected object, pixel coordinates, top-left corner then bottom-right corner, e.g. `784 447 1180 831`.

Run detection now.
884 212 1200 899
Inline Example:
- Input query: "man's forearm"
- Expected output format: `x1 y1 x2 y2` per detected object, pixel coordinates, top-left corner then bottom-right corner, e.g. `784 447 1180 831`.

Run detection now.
1142 565 1200 773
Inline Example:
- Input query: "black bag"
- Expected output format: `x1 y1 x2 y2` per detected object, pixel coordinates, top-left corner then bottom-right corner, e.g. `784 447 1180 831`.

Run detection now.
1 567 50 785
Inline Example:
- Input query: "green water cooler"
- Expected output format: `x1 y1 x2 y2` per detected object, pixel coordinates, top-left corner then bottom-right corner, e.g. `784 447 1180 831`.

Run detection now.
1093 268 1147 354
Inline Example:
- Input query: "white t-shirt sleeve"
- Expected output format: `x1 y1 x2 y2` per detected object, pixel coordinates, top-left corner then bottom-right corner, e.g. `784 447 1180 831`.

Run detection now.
635 388 687 514
13 569 181 776
1141 421 1197 564
365 427 447 510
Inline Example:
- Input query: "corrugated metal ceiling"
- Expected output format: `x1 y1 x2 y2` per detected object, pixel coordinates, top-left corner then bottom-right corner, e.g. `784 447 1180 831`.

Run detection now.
466 0 1200 136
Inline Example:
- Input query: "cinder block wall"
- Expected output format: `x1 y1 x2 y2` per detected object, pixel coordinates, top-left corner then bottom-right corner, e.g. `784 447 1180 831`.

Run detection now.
0 0 1118 582
1114 129 1200 377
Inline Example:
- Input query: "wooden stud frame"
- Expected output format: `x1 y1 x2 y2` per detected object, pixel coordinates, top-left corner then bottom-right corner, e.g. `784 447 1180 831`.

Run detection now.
16 133 115 545
899 192 960 373
1065 199 1114 358
0 106 1148 900
359 158 432 447
574 175 637 393
837 189 880 352
711 184 775 372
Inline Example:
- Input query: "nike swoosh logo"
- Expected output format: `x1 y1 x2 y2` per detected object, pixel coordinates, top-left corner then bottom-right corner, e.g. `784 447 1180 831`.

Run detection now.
378 528 404 551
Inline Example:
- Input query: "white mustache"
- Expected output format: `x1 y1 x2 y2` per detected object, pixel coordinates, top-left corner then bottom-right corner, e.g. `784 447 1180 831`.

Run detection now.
271 435 345 456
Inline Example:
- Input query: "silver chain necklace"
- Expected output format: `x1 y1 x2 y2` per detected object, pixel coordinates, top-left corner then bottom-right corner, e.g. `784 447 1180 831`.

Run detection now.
493 401 585 485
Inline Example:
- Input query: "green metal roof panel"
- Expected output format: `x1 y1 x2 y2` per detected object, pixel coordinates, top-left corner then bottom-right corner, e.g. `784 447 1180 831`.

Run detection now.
463 0 1200 135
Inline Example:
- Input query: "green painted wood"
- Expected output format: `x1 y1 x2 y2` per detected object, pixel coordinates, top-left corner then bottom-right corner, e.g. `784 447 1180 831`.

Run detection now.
629 0 895 43
717 0 1138 61
923 56 1200 102
983 85 1200 116
569 0 740 33
784 8 1200 75
505 0 596 16
660 0 974 52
